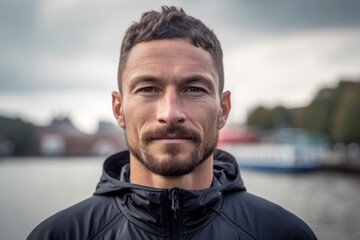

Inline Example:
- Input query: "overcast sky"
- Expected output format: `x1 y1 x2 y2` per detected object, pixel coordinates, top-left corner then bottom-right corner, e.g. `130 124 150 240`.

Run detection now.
1 0 360 133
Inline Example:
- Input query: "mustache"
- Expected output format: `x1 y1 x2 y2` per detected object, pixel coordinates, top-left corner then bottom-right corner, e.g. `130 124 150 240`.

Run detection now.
142 125 201 144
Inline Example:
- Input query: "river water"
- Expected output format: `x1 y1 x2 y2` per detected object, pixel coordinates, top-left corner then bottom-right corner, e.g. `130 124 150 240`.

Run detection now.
0 157 359 240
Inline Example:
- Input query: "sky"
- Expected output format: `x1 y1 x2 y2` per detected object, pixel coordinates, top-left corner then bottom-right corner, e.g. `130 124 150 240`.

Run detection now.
1 0 360 133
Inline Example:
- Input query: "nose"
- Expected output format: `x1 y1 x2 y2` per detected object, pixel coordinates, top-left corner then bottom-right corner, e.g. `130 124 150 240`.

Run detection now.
157 89 185 125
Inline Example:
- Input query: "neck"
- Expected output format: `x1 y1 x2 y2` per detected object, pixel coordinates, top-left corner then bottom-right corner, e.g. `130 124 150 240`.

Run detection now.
129 155 213 190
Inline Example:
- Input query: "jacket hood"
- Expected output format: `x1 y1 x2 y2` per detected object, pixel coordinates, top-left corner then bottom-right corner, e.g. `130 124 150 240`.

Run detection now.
94 149 246 195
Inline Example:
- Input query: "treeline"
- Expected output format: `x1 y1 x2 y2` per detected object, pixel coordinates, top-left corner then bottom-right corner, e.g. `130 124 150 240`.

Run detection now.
0 116 35 155
246 79 360 144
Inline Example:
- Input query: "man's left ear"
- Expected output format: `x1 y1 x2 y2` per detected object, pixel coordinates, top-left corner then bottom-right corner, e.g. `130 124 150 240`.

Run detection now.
218 91 231 129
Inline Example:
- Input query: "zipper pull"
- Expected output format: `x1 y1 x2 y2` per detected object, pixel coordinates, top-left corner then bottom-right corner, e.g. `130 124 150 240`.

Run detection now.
170 188 180 219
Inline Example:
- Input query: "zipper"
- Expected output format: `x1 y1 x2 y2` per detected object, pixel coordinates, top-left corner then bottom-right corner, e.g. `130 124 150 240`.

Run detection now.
167 188 182 239
170 188 180 218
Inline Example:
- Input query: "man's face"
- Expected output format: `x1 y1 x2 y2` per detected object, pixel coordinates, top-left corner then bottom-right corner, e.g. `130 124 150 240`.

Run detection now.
112 39 230 177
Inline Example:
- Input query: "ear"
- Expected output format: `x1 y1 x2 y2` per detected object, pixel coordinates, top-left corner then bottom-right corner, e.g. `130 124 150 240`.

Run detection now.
218 91 231 129
112 91 125 128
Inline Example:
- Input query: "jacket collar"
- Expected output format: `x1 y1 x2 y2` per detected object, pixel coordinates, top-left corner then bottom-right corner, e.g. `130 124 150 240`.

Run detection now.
94 149 246 235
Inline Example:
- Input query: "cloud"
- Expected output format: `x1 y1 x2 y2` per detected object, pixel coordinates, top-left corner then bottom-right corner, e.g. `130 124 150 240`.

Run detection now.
224 29 360 123
1 0 360 130
0 0 173 93
208 0 360 32
0 89 115 133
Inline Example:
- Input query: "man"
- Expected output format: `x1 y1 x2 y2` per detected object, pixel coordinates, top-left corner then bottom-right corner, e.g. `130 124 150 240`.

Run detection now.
28 6 317 240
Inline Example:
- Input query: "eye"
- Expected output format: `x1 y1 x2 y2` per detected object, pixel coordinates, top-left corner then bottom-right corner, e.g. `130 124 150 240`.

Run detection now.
185 87 204 92
183 86 207 96
136 87 159 94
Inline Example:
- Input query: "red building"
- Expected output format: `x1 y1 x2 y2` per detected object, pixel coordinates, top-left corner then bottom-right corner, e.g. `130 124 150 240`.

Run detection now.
33 117 126 156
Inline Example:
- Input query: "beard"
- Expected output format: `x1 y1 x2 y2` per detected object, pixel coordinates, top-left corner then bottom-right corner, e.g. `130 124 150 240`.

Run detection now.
125 124 219 177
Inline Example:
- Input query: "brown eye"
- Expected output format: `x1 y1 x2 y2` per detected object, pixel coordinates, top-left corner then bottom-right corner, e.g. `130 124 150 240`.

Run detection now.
141 87 155 92
184 87 204 93
137 87 159 94
183 86 207 97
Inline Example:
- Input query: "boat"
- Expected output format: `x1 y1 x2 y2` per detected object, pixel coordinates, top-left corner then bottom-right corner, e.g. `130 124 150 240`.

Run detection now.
218 127 326 172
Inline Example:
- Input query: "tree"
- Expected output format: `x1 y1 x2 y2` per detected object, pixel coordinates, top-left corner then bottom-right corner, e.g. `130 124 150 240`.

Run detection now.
272 105 293 128
300 87 336 135
0 116 35 155
246 106 272 129
331 83 360 143
246 79 360 144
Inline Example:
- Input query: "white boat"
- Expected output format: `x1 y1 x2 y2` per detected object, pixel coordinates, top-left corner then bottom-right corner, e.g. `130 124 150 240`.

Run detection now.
218 127 327 172
220 143 324 172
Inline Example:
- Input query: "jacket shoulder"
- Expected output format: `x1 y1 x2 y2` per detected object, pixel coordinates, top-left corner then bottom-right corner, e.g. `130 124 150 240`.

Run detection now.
220 191 317 240
27 195 122 240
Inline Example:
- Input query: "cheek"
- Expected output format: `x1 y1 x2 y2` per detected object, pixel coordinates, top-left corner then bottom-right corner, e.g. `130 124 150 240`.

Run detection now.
192 104 220 134
123 105 152 138
122 106 137 133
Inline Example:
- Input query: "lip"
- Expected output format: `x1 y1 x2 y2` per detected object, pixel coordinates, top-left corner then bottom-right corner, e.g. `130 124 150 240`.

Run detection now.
151 137 192 144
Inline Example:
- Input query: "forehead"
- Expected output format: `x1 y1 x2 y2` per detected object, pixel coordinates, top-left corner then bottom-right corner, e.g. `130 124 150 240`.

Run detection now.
122 39 219 86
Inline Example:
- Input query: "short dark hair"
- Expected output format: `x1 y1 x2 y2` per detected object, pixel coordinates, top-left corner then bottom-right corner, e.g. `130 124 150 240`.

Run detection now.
118 6 224 93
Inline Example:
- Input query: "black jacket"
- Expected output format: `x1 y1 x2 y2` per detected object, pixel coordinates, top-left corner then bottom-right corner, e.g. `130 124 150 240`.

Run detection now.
27 150 317 239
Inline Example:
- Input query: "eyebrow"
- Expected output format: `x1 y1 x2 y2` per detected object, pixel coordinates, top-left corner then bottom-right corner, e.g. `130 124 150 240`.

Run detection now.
128 75 160 91
128 73 216 91
181 74 216 91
